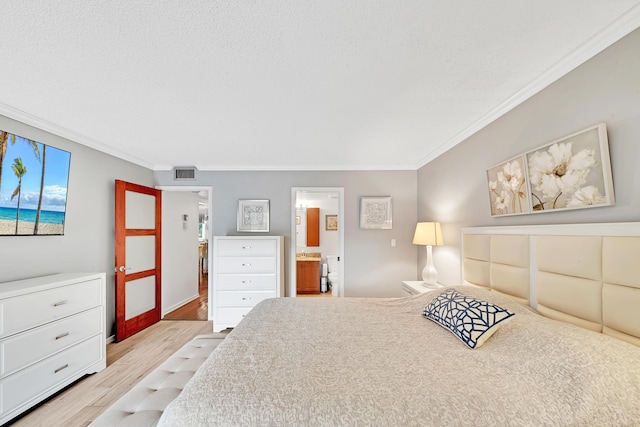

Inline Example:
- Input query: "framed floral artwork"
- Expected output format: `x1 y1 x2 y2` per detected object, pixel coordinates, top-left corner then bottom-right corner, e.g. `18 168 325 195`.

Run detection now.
326 214 338 231
360 196 392 229
237 199 270 232
525 123 614 213
487 155 530 216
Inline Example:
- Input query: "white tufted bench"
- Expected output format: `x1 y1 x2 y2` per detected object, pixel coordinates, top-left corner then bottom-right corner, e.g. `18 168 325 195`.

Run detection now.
89 333 227 427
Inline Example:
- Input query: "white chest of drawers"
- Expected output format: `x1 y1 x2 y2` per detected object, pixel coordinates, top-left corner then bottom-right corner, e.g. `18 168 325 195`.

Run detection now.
213 236 284 332
0 273 106 425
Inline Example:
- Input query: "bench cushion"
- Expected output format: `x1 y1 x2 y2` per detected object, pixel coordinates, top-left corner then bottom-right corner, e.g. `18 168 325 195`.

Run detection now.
90 333 226 426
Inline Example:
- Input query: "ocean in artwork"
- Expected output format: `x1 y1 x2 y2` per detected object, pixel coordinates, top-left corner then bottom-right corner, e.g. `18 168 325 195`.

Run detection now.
0 207 65 225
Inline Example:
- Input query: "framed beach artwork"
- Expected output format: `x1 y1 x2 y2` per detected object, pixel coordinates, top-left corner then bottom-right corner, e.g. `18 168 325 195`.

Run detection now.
359 196 392 229
0 130 71 236
237 199 270 232
525 123 614 213
487 155 530 216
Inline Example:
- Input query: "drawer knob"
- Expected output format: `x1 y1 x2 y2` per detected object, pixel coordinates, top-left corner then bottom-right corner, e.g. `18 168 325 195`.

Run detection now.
242 246 252 249
53 300 69 307
55 332 70 340
241 280 252 284
54 364 69 374
241 263 252 267
241 297 251 300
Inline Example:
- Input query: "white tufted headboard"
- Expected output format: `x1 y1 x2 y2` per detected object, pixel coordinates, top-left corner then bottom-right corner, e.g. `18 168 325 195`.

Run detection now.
461 222 640 347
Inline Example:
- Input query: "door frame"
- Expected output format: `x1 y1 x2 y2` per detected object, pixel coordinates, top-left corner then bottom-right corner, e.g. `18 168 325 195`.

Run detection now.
156 185 214 319
115 180 162 341
290 187 344 297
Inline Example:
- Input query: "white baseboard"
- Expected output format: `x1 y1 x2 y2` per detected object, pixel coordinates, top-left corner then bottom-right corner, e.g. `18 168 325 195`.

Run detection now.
162 293 200 317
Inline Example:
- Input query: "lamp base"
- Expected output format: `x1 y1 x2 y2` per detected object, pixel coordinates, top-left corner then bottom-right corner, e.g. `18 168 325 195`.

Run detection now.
421 281 440 289
421 244 438 286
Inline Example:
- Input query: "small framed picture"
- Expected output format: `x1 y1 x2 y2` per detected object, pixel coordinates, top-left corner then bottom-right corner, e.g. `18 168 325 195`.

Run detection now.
360 196 392 229
326 214 338 231
237 199 269 232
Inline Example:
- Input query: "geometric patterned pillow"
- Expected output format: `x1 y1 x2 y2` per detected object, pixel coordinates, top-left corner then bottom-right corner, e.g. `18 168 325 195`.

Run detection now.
422 289 515 349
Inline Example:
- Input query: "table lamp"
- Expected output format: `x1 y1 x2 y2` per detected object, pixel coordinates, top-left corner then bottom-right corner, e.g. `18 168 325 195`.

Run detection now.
412 222 443 288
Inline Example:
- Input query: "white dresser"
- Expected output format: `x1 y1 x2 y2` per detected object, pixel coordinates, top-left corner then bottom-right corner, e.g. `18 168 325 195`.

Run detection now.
213 236 284 332
0 273 106 424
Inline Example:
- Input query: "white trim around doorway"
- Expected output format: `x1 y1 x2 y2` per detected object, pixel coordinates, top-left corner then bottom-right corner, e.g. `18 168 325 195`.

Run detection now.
156 185 214 319
290 187 344 298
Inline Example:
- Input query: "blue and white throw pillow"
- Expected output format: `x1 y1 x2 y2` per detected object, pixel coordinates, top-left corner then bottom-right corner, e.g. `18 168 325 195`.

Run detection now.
422 289 515 349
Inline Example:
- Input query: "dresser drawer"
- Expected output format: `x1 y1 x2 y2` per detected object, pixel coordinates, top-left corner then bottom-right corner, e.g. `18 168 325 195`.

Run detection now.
217 239 276 256
0 307 102 378
216 307 253 325
217 291 276 308
216 274 276 291
0 335 102 416
217 257 276 274
0 279 102 338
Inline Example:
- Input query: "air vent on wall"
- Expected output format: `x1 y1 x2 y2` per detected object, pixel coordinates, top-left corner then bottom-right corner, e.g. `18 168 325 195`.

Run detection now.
173 167 197 180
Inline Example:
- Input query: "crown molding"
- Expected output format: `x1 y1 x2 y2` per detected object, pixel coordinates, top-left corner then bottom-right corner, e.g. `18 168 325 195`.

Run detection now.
187 163 417 172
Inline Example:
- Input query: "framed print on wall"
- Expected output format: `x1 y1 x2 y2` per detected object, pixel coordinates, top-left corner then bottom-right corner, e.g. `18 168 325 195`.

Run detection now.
486 155 530 216
525 123 614 213
237 199 269 232
359 196 392 229
325 214 338 231
0 129 71 235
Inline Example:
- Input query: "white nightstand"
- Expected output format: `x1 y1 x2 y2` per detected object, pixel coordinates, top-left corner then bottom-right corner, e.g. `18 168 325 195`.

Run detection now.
402 280 443 295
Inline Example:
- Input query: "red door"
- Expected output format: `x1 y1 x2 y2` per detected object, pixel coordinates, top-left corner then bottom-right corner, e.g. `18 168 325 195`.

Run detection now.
114 180 162 341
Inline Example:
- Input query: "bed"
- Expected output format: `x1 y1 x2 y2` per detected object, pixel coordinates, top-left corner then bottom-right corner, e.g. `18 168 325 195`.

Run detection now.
158 222 640 426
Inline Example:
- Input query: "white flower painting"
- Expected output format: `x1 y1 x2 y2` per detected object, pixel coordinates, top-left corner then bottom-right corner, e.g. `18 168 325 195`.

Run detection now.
525 123 614 212
487 156 530 216
486 123 615 217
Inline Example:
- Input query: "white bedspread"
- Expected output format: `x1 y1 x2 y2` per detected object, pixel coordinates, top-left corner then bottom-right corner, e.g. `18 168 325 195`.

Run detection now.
159 286 640 426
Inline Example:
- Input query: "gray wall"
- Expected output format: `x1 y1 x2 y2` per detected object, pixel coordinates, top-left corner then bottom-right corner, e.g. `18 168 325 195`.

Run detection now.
417 27 640 286
0 114 154 336
154 170 418 297
161 190 200 314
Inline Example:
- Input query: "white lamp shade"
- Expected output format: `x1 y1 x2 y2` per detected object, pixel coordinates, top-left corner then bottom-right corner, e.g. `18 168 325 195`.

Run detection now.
412 222 443 246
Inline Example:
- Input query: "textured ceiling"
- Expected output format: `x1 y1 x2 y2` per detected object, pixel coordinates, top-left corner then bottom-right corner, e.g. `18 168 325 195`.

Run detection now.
1 1 639 171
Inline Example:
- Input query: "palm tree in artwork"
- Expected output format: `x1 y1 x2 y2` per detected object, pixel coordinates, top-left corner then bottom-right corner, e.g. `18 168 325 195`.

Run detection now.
0 131 40 197
34 144 47 234
11 158 27 235
0 131 15 193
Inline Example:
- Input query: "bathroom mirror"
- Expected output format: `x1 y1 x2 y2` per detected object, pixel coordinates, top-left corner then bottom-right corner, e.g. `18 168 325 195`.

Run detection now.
306 207 320 246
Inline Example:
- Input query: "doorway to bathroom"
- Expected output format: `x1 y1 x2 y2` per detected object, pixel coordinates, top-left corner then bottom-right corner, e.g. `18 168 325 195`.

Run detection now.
290 187 344 298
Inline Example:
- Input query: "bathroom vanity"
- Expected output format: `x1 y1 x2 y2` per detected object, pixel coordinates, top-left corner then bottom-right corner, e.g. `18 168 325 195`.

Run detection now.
296 256 321 294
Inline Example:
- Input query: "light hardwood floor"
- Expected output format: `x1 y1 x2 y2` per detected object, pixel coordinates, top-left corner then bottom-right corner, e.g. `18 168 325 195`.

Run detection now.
8 320 213 427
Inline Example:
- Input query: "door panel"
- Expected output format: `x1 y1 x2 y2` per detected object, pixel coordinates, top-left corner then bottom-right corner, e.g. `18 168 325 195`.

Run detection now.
115 180 162 341
125 191 156 229
125 236 157 272
125 276 157 319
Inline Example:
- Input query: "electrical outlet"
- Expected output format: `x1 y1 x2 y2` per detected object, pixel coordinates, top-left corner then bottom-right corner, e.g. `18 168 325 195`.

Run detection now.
391 239 396 247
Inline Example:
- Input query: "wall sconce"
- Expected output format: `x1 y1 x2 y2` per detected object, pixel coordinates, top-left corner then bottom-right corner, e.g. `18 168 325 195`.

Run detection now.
412 222 444 288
